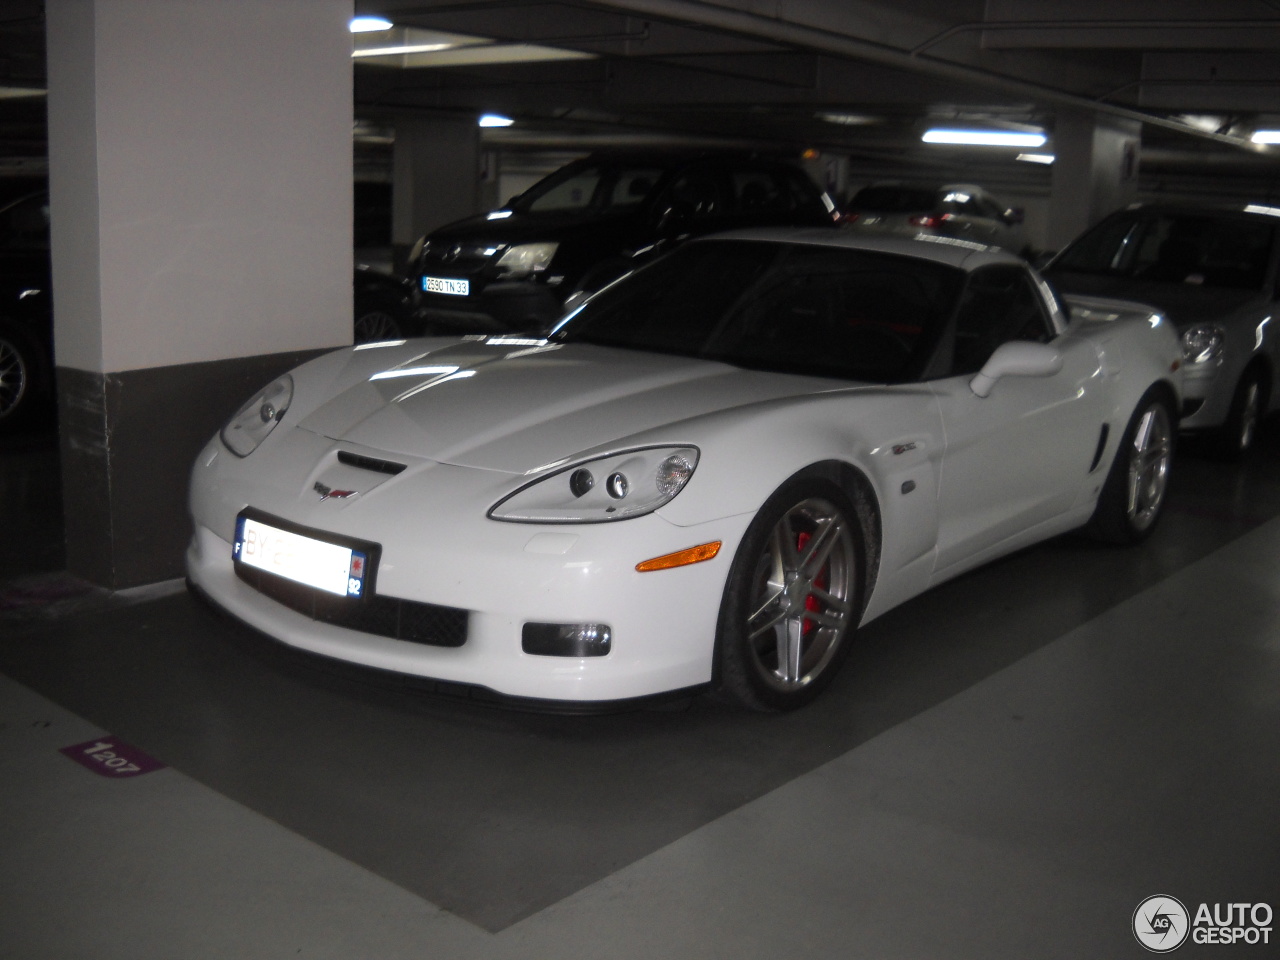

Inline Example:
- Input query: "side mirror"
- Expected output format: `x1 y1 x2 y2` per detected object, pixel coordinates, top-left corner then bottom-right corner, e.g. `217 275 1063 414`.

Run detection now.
1004 207 1025 225
970 341 1063 397
654 200 694 235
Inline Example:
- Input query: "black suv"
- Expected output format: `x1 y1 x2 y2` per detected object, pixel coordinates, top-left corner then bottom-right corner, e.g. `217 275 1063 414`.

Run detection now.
409 152 838 332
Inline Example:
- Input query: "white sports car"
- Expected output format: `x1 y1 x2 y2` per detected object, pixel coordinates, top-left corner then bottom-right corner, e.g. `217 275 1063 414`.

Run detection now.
187 230 1182 710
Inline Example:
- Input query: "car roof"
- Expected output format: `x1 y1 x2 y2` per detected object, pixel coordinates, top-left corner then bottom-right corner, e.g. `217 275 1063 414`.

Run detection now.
1109 201 1280 221
698 226 1022 270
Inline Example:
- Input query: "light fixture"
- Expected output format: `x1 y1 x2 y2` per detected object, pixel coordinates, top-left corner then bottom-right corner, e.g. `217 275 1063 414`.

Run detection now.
349 16 393 33
1016 153 1055 164
923 129 1047 147
353 42 454 57
1252 130 1280 144
479 114 514 127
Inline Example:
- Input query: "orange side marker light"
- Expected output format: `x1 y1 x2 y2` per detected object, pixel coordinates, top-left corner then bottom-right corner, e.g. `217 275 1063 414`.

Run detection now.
636 541 722 572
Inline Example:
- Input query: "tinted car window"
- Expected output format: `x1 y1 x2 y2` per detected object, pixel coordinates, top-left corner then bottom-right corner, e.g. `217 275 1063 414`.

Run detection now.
849 186 939 212
948 265 1054 375
554 240 964 383
1055 212 1276 290
519 164 665 214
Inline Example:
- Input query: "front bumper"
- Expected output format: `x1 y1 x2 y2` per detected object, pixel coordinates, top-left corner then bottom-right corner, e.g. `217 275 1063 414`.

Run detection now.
417 281 563 334
187 460 752 702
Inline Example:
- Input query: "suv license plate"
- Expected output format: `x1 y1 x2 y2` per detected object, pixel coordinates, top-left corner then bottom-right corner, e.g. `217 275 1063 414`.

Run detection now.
423 276 469 296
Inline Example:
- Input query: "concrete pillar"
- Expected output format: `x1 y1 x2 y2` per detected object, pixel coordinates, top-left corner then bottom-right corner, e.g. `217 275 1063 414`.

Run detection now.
1046 109 1141 252
46 0 353 589
391 117 481 264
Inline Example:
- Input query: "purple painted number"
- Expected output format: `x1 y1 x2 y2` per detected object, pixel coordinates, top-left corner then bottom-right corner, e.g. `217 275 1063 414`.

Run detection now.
59 737 166 779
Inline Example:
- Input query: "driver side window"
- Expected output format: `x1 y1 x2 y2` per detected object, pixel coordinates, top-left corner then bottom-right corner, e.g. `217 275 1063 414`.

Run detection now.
948 266 1055 375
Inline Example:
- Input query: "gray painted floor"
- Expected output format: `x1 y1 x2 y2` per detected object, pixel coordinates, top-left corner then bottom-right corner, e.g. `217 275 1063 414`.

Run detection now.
1 431 1277 958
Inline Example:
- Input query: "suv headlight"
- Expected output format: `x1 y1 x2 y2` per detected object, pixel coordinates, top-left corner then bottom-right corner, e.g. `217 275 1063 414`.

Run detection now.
489 446 699 523
496 242 558 278
220 375 293 457
1181 324 1226 363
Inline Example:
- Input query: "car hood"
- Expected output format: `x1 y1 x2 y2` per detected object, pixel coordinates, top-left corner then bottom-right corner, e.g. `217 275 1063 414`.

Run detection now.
296 338 850 474
429 208 639 246
1046 270 1269 328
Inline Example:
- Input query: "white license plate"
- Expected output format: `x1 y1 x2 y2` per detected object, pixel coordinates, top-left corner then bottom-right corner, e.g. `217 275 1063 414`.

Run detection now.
234 515 369 598
423 276 469 296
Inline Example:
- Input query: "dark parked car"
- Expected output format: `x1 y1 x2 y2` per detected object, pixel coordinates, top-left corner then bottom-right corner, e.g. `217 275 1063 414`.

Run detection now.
1044 203 1280 456
843 182 1029 257
353 263 416 343
0 188 53 431
408 151 839 332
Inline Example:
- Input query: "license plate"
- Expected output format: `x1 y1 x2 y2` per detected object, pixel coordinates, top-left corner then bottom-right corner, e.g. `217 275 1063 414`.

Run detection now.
423 276 469 296
234 514 370 598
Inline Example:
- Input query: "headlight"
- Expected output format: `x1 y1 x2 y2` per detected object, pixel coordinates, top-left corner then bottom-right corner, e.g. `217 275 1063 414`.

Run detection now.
1181 324 1226 363
220 375 293 457
496 242 558 278
489 446 699 523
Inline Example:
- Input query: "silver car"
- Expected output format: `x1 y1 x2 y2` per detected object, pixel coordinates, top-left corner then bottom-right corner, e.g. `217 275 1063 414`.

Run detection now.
843 182 1029 257
1045 203 1280 457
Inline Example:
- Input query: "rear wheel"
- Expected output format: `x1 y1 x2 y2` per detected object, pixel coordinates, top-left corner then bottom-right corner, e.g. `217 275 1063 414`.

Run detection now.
1087 389 1175 543
715 478 866 711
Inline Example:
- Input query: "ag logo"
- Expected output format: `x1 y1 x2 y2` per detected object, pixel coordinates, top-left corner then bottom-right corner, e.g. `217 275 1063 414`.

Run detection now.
1134 895 1190 953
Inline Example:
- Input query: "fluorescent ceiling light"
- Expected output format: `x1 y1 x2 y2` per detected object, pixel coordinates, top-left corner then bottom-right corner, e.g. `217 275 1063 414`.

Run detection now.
354 42 455 57
1017 152 1055 164
479 114 514 128
1252 130 1280 144
1245 204 1280 217
923 129 1047 147
350 16 394 32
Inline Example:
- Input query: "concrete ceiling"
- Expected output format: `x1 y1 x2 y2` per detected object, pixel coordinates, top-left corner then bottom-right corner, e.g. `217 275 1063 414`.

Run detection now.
2 0 1279 198
355 0 1280 198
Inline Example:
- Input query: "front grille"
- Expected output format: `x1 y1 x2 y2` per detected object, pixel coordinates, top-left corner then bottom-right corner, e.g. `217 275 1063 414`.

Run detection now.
235 565 468 647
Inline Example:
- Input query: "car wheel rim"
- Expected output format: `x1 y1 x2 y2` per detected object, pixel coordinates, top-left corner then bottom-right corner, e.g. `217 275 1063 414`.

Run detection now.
744 497 856 692
1126 403 1172 531
354 310 400 343
1238 380 1260 451
0 337 28 418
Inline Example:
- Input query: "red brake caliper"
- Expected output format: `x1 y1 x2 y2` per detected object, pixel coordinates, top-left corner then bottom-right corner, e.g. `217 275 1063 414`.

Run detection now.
795 531 826 636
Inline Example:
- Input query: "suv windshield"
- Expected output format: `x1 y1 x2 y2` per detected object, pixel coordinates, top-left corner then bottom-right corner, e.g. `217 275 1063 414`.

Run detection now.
551 240 963 383
514 163 666 215
1054 211 1276 290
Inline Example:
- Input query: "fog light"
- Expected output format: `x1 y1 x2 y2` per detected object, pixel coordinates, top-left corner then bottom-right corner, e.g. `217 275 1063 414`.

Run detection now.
522 622 612 657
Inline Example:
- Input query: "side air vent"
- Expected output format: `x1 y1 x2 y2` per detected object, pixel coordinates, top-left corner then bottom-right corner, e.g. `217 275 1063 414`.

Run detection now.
338 451 407 476
1089 424 1110 473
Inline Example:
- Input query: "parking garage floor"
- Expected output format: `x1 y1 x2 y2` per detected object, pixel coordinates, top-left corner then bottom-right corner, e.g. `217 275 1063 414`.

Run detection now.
1 425 1277 959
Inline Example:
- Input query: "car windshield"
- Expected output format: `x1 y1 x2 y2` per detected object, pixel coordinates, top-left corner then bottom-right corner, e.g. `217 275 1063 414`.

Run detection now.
514 162 666 215
1053 211 1276 290
849 186 940 213
550 240 964 383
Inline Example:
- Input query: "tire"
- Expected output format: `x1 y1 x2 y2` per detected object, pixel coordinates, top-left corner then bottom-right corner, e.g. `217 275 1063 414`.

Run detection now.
1217 367 1264 460
714 477 867 711
353 300 405 344
0 321 48 432
1087 389 1175 544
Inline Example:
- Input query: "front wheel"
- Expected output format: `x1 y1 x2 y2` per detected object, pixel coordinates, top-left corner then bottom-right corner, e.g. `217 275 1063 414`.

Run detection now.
1087 389 1175 544
1218 368 1264 460
714 478 866 711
